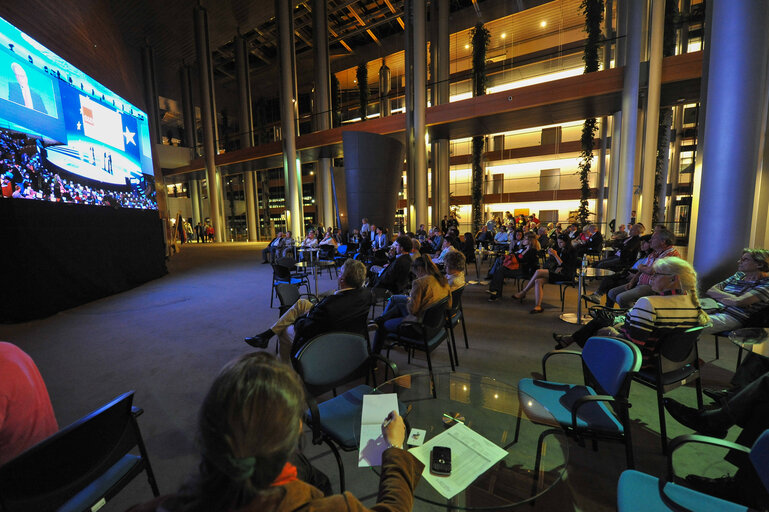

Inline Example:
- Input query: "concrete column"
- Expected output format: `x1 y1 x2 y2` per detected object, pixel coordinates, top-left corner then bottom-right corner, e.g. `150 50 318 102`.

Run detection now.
615 0 643 232
638 0 665 228
194 5 223 242
596 0 613 232
179 65 196 149
693 0 769 286
405 0 427 231
656 113 671 222
430 0 449 229
276 0 304 237
234 34 258 242
312 0 334 228
606 111 622 229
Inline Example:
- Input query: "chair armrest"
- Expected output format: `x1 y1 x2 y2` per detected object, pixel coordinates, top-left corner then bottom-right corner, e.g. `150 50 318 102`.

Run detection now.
131 406 144 418
571 394 618 429
369 353 399 385
542 350 583 380
666 433 751 483
305 394 324 445
299 293 318 304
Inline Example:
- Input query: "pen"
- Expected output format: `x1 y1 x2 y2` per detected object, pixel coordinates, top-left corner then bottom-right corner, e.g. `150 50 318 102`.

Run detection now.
443 413 464 424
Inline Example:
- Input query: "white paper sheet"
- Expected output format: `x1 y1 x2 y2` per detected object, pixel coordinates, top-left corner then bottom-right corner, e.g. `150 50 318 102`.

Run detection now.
358 393 399 467
408 422 509 499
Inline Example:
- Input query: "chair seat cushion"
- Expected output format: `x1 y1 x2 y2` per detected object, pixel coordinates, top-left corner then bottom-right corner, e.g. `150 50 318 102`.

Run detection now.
58 454 142 512
386 329 446 352
636 365 696 386
519 379 623 433
310 384 372 450
617 470 748 512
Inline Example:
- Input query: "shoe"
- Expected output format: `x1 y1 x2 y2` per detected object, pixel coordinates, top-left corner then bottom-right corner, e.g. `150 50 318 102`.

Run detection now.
262 260 269 264
684 474 741 504
703 387 733 402
513 291 526 303
552 333 574 349
367 322 379 332
664 398 729 438
244 334 271 349
487 295 498 302
582 293 600 304
530 306 544 314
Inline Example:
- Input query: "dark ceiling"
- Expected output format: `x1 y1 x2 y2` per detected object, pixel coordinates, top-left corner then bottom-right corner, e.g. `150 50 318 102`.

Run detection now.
106 0 544 104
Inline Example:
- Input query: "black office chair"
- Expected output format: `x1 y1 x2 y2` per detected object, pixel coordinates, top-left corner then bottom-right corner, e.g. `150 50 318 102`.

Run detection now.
271 261 311 308
633 326 706 453
445 285 469 365
0 391 159 512
292 332 397 493
384 296 453 395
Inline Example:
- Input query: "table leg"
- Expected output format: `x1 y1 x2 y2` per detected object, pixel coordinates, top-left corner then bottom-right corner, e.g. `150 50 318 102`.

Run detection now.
560 269 589 324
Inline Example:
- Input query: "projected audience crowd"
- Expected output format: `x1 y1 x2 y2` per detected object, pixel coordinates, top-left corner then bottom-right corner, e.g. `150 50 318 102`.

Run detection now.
0 130 157 209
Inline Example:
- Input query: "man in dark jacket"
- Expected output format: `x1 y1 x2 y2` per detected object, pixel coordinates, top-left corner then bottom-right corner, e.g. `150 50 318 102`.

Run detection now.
369 236 413 294
245 259 372 357
596 223 645 270
575 224 604 257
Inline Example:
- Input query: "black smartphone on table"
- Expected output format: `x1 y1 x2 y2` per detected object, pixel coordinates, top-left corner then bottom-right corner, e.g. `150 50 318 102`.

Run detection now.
430 446 452 476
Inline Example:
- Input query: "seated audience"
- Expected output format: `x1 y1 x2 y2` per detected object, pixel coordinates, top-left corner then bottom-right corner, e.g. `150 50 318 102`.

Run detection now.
461 232 476 263
701 248 769 334
513 234 577 313
537 227 550 251
431 235 457 265
347 228 361 245
509 230 524 252
371 255 451 354
664 373 769 509
606 228 679 308
476 225 493 248
493 226 508 247
299 230 319 251
369 236 413 294
487 232 540 302
574 224 603 257
245 260 371 358
585 235 653 304
553 257 709 365
595 223 645 271
262 232 285 264
0 342 59 466
372 227 388 250
126 352 420 512
282 231 296 258
444 251 466 291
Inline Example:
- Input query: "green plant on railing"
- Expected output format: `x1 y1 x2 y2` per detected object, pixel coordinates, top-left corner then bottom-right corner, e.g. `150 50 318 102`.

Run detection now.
356 63 368 121
470 22 490 234
576 0 604 227
652 0 679 225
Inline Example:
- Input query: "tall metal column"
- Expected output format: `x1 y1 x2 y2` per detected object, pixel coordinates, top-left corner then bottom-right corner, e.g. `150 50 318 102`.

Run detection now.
430 0 449 229
615 0 642 231
141 44 162 145
665 105 683 224
179 65 196 149
313 0 333 229
189 178 201 227
405 0 427 232
639 0 665 228
194 5 223 242
693 0 769 286
379 61 391 117
234 34 258 242
276 0 303 237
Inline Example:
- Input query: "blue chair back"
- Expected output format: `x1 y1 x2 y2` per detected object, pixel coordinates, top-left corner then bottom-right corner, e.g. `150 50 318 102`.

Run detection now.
751 429 769 493
337 244 348 256
582 337 642 396
293 333 371 395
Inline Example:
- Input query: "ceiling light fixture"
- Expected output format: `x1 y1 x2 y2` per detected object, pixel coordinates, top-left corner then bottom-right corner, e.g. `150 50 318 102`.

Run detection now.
540 21 547 27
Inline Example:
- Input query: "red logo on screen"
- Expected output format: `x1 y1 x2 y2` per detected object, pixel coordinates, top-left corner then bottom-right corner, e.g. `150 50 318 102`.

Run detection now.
82 106 94 126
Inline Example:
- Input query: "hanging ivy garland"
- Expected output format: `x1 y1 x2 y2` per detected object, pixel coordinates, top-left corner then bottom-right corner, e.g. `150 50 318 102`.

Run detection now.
652 0 679 225
470 22 490 234
356 63 369 121
577 0 604 228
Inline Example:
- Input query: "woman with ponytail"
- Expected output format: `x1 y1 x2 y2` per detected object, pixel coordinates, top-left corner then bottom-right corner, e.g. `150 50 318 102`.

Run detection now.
126 352 421 512
553 257 710 364
371 254 451 354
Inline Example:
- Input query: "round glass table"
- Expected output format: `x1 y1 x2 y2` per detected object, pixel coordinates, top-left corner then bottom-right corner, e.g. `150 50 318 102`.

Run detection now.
560 267 615 325
294 259 335 294
358 371 569 510
728 327 769 359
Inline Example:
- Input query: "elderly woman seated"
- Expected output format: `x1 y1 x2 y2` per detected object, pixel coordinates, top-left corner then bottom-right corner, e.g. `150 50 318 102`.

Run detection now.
127 352 422 512
552 257 710 364
444 250 466 290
